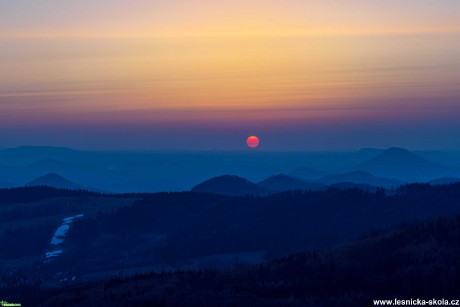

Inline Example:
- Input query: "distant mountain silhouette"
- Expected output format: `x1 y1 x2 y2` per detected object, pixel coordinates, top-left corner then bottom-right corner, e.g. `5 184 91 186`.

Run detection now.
318 171 402 188
288 167 331 180
358 147 450 180
0 146 80 164
429 177 460 185
25 158 97 174
25 173 86 190
258 173 324 192
1 146 77 155
1 147 458 193
27 158 76 169
358 148 385 155
192 175 265 196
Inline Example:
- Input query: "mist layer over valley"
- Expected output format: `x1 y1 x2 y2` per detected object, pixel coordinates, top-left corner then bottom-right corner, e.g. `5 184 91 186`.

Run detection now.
1 146 460 193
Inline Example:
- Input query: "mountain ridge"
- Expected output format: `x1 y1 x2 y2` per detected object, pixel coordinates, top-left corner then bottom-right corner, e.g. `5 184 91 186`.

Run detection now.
358 147 451 180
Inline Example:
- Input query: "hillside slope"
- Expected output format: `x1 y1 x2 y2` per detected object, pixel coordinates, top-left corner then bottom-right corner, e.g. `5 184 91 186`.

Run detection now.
22 214 460 306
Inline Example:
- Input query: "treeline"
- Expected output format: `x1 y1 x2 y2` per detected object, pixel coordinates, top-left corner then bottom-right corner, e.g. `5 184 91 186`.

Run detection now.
0 186 167 205
3 183 460 303
0 186 100 204
19 213 460 306
56 183 460 274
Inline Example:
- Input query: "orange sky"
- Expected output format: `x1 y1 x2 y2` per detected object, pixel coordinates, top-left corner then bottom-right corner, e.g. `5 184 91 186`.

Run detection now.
1 0 460 149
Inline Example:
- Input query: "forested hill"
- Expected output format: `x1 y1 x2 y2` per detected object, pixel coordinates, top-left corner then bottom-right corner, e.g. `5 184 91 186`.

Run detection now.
39 183 460 273
0 186 167 204
0 186 101 204
21 213 460 306
3 184 460 306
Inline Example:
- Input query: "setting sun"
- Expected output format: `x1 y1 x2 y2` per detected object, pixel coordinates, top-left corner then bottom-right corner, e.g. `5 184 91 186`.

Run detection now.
247 136 260 148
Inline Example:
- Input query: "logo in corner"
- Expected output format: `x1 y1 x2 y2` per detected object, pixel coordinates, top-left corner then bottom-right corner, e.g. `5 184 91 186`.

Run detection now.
0 300 22 307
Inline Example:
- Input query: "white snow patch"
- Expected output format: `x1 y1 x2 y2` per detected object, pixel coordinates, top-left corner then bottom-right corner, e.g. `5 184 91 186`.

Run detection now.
62 214 84 224
50 224 70 245
45 250 63 258
50 214 85 245
44 213 84 263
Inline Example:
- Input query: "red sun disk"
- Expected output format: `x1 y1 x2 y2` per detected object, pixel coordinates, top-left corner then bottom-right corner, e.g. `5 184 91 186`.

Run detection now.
247 136 260 148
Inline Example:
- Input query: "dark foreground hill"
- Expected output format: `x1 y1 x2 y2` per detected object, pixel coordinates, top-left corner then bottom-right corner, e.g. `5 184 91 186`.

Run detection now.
0 186 101 204
11 182 458 279
19 214 460 307
3 184 460 306
430 177 460 185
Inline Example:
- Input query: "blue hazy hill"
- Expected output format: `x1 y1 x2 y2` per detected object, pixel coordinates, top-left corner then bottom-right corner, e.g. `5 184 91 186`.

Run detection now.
258 173 324 192
0 146 459 193
25 172 103 192
318 170 403 188
0 146 81 164
191 174 266 196
288 166 331 180
358 147 454 180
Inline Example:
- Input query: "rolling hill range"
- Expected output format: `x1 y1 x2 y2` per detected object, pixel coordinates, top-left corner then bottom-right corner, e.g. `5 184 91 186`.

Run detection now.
0 146 459 193
191 173 396 196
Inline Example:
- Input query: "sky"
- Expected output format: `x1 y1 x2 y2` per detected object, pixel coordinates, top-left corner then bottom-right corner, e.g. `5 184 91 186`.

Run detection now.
1 0 460 151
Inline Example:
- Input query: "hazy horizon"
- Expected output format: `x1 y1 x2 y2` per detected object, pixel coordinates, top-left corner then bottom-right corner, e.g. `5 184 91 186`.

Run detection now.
2 144 460 153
